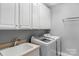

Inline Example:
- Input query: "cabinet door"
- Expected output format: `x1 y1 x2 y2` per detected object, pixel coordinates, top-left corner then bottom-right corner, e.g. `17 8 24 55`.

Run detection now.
32 3 40 29
39 4 51 29
0 3 16 29
19 3 32 29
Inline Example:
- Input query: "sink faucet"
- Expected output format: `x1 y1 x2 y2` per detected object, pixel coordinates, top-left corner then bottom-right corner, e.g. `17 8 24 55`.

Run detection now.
10 37 26 46
10 37 17 46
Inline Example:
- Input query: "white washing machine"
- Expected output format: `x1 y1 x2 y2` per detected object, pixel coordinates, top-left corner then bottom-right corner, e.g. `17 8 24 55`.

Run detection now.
31 36 57 56
44 34 61 56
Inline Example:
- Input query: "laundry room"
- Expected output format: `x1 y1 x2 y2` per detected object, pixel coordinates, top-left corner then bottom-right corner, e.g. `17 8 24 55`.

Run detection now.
0 2 79 56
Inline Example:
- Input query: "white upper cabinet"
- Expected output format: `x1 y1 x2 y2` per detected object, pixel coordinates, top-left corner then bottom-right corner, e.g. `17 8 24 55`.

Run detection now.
32 3 51 29
39 4 51 29
19 3 32 29
0 3 51 29
32 3 40 29
0 3 17 29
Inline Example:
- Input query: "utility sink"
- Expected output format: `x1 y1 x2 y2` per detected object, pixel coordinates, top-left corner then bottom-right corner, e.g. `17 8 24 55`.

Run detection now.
0 43 40 56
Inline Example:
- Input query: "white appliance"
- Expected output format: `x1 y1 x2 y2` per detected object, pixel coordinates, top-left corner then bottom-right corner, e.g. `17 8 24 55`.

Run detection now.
62 17 79 56
44 34 61 56
31 36 59 56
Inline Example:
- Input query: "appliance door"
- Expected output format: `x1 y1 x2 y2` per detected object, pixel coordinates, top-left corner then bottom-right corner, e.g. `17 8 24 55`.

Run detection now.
62 17 79 56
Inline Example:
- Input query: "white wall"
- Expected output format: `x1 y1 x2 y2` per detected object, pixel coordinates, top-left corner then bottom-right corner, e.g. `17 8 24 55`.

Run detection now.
51 3 79 36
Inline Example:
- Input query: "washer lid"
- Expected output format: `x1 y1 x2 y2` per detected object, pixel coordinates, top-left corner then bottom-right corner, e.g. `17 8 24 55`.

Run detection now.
40 38 51 43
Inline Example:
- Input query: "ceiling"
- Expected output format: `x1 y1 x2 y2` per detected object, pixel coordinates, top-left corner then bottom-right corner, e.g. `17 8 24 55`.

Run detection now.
44 3 63 8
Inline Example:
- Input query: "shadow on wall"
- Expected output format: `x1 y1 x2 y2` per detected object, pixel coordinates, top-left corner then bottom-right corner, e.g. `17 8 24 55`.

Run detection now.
0 29 50 43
